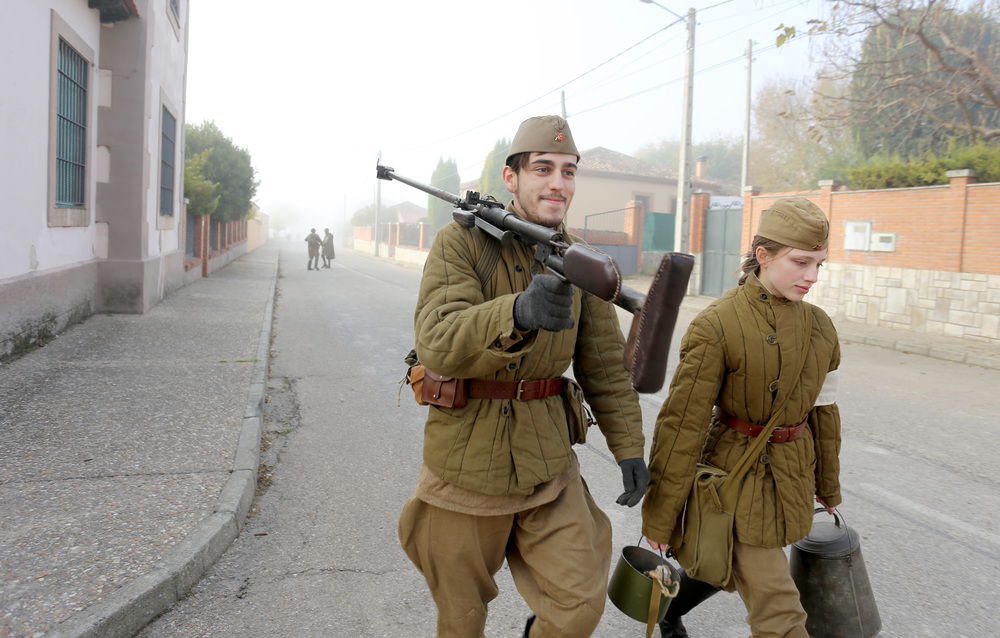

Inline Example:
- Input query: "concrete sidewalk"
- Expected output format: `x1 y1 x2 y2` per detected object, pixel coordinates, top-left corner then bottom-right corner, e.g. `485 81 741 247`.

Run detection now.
0 242 279 638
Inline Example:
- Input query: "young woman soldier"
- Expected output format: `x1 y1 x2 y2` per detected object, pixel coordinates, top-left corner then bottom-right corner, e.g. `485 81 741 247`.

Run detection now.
641 197 842 637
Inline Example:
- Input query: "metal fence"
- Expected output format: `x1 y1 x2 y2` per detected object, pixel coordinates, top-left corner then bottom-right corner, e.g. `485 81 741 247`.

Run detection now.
580 208 629 245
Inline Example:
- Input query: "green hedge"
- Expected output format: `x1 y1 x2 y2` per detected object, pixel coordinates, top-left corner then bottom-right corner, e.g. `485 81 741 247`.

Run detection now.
847 142 1000 189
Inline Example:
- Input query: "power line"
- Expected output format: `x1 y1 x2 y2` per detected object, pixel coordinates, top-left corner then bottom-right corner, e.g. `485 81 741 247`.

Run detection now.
403 1 797 183
395 20 685 157
564 0 798 111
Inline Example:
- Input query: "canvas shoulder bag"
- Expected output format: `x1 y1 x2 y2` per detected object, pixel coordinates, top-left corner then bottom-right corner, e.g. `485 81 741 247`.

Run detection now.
669 310 812 587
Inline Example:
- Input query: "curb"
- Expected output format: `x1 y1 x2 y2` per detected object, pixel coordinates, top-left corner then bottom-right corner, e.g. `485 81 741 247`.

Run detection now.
838 330 1000 371
46 257 279 638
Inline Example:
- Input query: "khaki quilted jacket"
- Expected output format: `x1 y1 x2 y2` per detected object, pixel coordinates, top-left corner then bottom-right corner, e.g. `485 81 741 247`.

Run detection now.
414 216 644 496
641 278 842 547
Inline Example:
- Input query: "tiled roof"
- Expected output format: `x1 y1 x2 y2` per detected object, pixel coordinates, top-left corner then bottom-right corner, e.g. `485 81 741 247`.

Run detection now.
386 200 427 224
579 147 678 180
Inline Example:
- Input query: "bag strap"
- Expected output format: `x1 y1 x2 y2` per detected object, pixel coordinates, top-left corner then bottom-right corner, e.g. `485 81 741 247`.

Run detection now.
645 588 661 638
474 237 502 288
720 308 813 498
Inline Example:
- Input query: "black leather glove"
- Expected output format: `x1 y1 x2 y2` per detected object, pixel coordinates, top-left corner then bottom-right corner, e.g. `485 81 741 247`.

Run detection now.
513 273 575 332
617 458 649 507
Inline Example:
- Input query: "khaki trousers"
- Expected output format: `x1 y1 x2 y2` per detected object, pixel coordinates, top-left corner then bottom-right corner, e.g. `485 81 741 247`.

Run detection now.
398 476 612 638
730 539 809 638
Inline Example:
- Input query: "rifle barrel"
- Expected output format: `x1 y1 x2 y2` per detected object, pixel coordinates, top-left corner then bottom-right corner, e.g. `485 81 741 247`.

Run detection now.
377 165 464 207
378 164 559 245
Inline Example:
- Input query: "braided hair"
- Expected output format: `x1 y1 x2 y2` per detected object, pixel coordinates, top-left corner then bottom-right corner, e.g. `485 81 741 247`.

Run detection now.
738 235 788 285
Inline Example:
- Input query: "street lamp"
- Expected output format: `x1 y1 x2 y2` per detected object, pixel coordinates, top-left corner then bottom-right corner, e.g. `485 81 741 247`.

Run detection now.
641 1 695 256
640 0 682 20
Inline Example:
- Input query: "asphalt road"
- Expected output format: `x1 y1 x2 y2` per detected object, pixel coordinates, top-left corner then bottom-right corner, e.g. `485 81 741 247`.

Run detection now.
137 243 1000 637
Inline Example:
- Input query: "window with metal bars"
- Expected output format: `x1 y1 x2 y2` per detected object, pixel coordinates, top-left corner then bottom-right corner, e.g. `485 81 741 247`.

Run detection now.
160 106 176 215
56 38 87 208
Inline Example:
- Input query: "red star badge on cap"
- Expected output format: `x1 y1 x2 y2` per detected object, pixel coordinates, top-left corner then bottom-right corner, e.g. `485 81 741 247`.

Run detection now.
555 133 565 142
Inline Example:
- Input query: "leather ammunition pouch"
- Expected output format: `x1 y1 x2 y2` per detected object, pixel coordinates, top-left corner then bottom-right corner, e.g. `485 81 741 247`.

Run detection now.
560 377 594 445
420 368 468 409
408 363 427 406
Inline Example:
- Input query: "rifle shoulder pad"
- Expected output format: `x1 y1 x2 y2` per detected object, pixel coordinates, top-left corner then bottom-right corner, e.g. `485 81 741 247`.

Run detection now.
624 253 694 393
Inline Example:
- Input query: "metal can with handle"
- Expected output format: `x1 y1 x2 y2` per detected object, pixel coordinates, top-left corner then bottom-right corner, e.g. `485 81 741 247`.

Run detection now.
790 508 881 638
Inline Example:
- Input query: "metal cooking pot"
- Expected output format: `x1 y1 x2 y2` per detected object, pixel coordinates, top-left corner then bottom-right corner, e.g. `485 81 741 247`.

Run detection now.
608 544 679 636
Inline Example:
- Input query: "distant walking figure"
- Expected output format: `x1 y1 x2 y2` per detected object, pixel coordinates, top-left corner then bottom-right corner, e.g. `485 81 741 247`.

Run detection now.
321 228 335 268
305 228 321 271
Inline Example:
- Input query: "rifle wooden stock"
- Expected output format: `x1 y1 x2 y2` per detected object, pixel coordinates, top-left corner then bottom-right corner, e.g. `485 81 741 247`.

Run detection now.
623 252 695 393
376 162 694 393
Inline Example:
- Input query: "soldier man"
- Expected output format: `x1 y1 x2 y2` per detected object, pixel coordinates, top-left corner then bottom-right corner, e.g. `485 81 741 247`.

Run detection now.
398 115 649 637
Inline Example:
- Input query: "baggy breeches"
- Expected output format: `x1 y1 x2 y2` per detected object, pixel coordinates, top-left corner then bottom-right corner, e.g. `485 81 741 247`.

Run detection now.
398 475 612 638
730 539 809 638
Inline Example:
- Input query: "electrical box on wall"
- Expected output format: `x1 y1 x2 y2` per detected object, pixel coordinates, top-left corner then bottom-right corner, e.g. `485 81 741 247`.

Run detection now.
844 221 871 251
869 232 897 252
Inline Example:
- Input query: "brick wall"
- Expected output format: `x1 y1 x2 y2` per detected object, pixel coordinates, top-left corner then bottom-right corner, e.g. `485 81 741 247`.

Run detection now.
745 171 1000 343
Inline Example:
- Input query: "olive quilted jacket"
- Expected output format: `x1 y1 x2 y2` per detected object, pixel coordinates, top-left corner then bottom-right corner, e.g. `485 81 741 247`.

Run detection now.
642 278 842 547
414 218 645 496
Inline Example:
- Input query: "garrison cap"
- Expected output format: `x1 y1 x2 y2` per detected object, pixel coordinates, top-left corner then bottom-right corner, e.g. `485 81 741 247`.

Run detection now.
506 115 579 163
757 197 829 251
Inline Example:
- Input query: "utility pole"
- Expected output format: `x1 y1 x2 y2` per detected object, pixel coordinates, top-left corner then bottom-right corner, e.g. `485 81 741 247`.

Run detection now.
561 90 567 119
741 39 753 193
639 0 695 254
375 151 382 257
674 7 695 254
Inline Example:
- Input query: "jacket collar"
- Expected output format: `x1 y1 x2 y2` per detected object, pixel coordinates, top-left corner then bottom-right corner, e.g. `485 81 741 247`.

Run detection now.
744 273 794 305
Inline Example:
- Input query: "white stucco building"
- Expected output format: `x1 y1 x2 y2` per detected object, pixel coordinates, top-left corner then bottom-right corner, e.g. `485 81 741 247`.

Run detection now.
1 0 190 359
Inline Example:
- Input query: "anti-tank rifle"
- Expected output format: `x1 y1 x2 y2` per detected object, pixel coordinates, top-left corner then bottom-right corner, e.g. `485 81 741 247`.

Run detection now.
376 163 694 393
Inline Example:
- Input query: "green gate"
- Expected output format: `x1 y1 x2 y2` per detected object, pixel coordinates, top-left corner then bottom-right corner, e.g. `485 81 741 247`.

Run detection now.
701 198 743 298
643 212 675 251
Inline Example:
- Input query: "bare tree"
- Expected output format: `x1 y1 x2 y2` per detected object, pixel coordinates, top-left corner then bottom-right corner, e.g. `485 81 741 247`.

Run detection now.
750 74 859 191
797 0 1000 159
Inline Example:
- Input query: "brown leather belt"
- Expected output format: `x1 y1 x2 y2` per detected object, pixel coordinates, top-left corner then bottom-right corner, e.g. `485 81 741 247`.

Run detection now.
713 406 807 443
468 377 563 401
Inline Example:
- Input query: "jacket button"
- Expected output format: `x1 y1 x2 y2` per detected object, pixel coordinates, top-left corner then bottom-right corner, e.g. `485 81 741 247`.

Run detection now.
760 454 770 464
507 362 518 370
768 380 778 392
501 405 510 416
515 264 524 272
494 340 503 349
760 293 768 300
767 334 777 344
